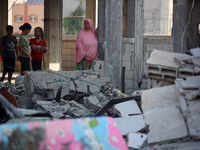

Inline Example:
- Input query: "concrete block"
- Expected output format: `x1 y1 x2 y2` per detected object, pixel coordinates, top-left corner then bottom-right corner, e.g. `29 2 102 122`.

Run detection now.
144 51 150 61
125 70 133 80
125 80 134 89
125 89 134 94
146 44 154 52
125 43 134 52
146 64 178 82
122 38 135 44
122 52 132 61
123 60 131 70
179 64 194 78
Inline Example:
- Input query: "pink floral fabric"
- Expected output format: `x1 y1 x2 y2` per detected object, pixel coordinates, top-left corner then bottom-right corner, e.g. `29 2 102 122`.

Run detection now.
75 19 98 64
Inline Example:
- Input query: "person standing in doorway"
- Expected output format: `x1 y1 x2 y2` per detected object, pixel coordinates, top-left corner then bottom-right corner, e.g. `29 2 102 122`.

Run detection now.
29 27 48 71
0 25 18 83
75 19 98 70
18 23 32 75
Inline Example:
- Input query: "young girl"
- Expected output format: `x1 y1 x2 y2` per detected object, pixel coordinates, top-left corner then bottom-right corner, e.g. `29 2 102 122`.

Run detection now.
18 23 32 75
29 27 48 71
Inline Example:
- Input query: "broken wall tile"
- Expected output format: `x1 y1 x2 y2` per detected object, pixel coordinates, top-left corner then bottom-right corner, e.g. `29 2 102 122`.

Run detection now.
127 132 147 149
114 115 146 135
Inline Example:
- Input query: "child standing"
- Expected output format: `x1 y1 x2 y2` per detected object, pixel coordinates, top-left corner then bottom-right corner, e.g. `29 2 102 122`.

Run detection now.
18 23 32 75
0 25 18 83
29 27 48 71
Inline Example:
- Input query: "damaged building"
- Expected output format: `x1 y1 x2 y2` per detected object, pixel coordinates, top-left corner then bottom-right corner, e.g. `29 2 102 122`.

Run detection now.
0 0 200 149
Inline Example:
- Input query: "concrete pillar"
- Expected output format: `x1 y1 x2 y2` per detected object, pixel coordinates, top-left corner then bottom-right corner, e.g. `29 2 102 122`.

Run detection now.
86 0 96 27
98 0 105 60
0 0 8 40
173 0 188 53
133 0 144 89
44 0 62 70
104 0 123 89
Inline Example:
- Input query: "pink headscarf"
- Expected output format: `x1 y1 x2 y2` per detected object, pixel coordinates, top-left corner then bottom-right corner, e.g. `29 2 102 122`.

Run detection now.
75 19 98 64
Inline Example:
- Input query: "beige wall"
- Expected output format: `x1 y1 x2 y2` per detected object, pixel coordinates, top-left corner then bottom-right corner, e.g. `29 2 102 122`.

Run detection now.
62 37 77 71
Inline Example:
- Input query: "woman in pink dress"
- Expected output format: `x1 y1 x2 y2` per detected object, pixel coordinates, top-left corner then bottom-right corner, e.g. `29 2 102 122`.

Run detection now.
75 19 98 70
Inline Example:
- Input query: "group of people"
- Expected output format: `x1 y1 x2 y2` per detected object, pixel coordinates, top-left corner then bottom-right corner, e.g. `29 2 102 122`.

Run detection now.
0 23 48 83
0 18 98 83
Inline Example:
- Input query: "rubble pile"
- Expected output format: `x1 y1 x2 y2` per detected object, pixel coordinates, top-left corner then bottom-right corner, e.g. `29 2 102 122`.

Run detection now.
141 49 200 149
146 49 200 88
0 70 137 119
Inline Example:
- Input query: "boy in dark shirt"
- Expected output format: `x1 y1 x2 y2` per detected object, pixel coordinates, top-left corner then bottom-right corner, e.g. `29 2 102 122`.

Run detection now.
0 25 18 83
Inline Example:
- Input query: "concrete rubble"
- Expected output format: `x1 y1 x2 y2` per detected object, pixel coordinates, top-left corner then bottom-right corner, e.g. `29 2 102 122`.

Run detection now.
141 49 200 149
147 49 200 88
0 49 200 150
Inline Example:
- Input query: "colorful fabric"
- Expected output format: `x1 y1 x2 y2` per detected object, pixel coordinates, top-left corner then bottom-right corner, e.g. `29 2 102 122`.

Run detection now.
29 38 47 60
19 35 30 58
76 59 92 70
75 19 98 65
0 117 128 150
1 35 18 59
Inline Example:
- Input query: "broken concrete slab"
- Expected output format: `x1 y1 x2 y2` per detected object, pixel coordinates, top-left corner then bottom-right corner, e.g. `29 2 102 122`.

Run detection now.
180 75 200 89
127 132 147 149
114 100 141 116
154 141 200 150
174 56 196 68
84 95 102 112
185 90 199 101
114 115 146 135
192 57 200 67
142 85 180 112
175 80 188 113
190 47 200 56
146 49 188 69
186 111 200 139
144 107 188 144
142 85 188 144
